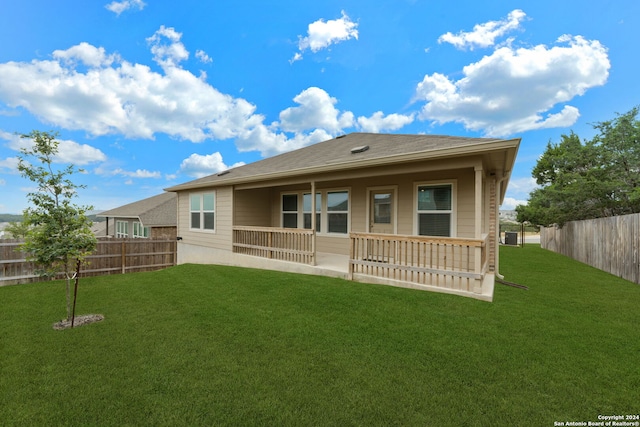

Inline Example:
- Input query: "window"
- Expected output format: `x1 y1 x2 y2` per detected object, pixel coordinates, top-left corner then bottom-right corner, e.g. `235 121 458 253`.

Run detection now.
133 222 149 238
327 191 349 234
373 193 392 224
303 193 321 232
282 194 298 228
417 184 453 237
281 190 349 234
190 193 215 231
116 220 128 238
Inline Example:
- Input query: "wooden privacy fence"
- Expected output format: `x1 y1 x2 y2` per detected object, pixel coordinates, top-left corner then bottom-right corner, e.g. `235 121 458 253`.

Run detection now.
0 238 177 286
540 213 640 285
349 232 488 293
232 226 315 265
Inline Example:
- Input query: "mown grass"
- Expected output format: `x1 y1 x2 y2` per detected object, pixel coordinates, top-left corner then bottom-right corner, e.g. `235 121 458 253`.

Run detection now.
1 245 639 426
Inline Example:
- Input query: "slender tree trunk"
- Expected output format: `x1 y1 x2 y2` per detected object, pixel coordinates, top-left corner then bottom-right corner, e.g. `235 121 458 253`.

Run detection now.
65 274 72 322
71 259 81 328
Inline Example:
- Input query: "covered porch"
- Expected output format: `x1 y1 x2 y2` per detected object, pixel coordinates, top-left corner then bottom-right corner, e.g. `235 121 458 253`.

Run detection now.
231 226 493 301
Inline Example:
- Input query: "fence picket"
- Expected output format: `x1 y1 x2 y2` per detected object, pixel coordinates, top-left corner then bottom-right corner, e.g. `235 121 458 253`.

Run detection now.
540 213 640 285
0 238 176 286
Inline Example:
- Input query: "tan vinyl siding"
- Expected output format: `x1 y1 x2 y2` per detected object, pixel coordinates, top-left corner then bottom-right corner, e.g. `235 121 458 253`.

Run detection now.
234 188 272 227
259 167 479 238
177 187 233 251
350 168 476 238
452 169 475 238
177 163 484 255
316 235 350 255
349 182 367 233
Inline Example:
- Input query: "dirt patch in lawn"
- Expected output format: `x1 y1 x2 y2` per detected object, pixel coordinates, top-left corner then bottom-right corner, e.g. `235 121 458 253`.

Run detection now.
53 314 104 330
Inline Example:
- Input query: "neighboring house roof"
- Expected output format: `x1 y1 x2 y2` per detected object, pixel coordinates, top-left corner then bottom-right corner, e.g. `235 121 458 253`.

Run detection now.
165 133 520 200
97 192 177 227
91 219 107 236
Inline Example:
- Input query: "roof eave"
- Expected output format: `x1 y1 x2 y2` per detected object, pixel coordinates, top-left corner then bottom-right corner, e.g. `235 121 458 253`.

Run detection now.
165 138 521 192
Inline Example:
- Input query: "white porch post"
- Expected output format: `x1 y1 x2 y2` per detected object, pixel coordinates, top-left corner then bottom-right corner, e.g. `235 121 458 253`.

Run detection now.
311 180 317 265
474 166 483 293
474 166 483 239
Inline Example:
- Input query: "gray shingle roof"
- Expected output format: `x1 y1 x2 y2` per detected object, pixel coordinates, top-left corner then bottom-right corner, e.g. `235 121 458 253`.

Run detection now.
166 132 519 192
97 192 176 227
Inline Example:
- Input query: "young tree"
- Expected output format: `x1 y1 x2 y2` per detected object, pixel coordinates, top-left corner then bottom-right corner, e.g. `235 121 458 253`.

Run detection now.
17 131 97 324
4 219 31 239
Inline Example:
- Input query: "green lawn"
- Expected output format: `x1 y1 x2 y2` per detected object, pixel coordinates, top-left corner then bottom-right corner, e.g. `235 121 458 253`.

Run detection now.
1 245 639 426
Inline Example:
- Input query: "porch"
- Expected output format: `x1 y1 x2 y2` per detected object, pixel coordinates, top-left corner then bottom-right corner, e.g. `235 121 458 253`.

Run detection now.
231 226 494 301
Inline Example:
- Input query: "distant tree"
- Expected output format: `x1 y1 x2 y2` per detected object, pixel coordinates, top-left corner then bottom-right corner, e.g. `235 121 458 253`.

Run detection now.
591 106 640 214
17 131 97 325
4 219 31 239
0 214 24 222
517 107 640 227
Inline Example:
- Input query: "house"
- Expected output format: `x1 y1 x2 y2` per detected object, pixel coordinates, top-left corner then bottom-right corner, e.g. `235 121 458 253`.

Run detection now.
165 133 520 301
97 192 177 240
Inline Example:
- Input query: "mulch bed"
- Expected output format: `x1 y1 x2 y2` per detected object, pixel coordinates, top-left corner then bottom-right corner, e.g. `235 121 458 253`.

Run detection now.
53 314 105 330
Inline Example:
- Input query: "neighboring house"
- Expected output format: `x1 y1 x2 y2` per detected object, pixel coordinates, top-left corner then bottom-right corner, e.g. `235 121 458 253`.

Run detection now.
165 133 520 301
97 192 177 240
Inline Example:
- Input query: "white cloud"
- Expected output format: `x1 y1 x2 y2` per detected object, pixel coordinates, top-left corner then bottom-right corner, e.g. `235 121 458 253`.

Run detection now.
0 157 19 172
0 26 412 164
112 168 161 179
279 87 354 133
196 50 212 64
2 131 106 166
56 140 107 165
0 36 363 161
233 121 335 158
179 152 245 178
500 197 528 210
357 111 415 133
105 0 146 16
501 177 538 209
237 88 414 157
507 176 538 196
438 9 526 50
0 29 266 144
414 35 609 136
53 42 118 67
292 11 358 62
147 26 190 68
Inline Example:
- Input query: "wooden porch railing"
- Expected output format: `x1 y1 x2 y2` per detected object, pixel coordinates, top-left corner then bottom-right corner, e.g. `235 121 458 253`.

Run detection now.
232 226 315 265
349 232 489 293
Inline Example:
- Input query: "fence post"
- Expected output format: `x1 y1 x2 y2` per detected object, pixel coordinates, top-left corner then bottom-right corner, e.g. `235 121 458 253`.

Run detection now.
121 240 126 274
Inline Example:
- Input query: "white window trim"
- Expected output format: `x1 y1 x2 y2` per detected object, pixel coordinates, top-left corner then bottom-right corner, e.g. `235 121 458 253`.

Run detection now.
189 192 216 233
280 188 351 237
303 192 322 232
281 193 300 229
325 189 350 236
132 222 149 238
413 180 457 237
116 220 129 238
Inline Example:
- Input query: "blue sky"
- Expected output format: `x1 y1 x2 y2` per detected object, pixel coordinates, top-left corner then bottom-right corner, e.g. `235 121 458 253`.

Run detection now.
0 0 637 214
